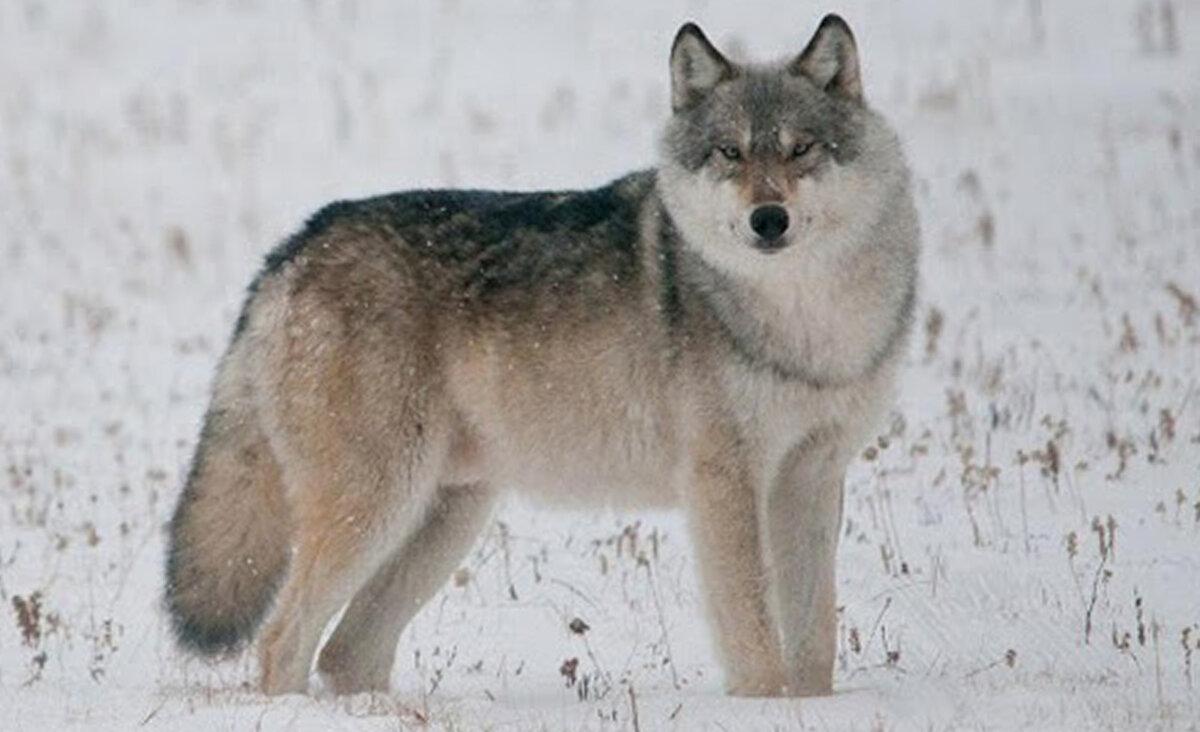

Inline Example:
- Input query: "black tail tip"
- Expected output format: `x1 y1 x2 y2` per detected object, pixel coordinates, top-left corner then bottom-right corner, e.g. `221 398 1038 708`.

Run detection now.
164 583 255 657
169 613 250 657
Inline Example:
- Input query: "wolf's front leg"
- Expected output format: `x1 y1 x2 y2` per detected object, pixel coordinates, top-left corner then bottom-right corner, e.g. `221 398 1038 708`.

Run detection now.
765 434 848 697
687 435 787 696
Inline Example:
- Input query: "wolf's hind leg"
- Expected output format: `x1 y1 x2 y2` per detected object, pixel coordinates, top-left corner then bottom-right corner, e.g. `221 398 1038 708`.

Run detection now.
256 434 449 695
316 482 495 694
255 492 420 694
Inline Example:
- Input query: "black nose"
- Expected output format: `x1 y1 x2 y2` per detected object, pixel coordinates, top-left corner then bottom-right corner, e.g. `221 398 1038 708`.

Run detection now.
750 204 789 241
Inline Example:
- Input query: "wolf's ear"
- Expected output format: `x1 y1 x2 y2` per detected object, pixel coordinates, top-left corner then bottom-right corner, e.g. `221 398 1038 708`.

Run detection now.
670 23 735 112
790 14 862 102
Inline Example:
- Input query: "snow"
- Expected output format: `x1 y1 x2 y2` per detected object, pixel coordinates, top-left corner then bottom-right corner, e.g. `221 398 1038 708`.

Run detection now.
2 1 1199 730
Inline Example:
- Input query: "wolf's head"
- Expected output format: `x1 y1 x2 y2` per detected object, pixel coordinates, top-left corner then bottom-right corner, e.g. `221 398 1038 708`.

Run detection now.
659 15 910 276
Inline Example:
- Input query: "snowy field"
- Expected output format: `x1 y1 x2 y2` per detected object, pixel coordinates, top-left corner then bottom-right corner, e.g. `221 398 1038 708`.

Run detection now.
2 1 1199 730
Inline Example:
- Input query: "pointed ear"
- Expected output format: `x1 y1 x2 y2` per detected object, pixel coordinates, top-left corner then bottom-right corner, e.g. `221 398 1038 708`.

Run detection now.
670 23 735 112
790 14 862 102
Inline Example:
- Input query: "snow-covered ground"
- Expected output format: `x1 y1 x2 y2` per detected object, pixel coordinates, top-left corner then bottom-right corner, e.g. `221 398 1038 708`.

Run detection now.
2 1 1199 729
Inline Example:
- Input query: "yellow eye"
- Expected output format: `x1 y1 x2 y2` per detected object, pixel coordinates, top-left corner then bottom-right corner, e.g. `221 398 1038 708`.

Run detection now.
717 145 742 161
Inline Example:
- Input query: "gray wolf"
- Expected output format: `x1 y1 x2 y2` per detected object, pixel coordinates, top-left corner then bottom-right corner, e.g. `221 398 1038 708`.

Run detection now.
165 14 918 697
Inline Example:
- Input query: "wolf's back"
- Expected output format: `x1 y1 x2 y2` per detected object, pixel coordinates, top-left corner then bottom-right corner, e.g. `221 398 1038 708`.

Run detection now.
164 338 291 654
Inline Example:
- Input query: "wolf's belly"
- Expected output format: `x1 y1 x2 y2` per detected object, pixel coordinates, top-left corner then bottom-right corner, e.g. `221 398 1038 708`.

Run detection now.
440 378 680 509
443 325 684 508
495 435 681 509
464 397 682 508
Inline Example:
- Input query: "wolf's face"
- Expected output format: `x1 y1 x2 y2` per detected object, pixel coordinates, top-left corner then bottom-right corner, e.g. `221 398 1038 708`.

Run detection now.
659 16 905 278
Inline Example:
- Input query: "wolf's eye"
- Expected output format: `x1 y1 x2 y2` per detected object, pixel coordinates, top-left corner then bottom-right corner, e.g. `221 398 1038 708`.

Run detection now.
791 141 815 158
717 145 742 162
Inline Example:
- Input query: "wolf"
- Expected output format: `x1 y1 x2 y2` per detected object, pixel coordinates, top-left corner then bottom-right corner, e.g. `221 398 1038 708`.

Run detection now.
165 14 918 698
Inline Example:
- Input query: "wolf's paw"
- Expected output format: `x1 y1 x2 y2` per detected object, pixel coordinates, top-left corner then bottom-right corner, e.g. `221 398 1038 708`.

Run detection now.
259 633 309 696
782 670 833 698
724 668 788 697
318 668 391 696
316 644 392 696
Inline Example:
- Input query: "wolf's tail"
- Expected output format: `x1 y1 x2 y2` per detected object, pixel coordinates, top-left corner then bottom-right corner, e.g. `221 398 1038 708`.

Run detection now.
165 353 291 655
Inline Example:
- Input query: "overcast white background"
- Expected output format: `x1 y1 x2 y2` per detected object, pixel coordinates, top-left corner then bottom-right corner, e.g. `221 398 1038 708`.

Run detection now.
2 1 1199 729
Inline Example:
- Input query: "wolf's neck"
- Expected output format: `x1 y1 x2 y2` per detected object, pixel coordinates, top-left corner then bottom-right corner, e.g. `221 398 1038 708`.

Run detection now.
680 240 914 388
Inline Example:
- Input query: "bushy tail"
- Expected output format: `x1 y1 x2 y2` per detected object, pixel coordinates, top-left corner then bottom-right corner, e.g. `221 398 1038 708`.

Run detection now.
165 372 291 655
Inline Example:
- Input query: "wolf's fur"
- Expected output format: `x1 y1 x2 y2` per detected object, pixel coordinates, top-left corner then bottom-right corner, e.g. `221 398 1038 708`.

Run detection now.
165 15 919 698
